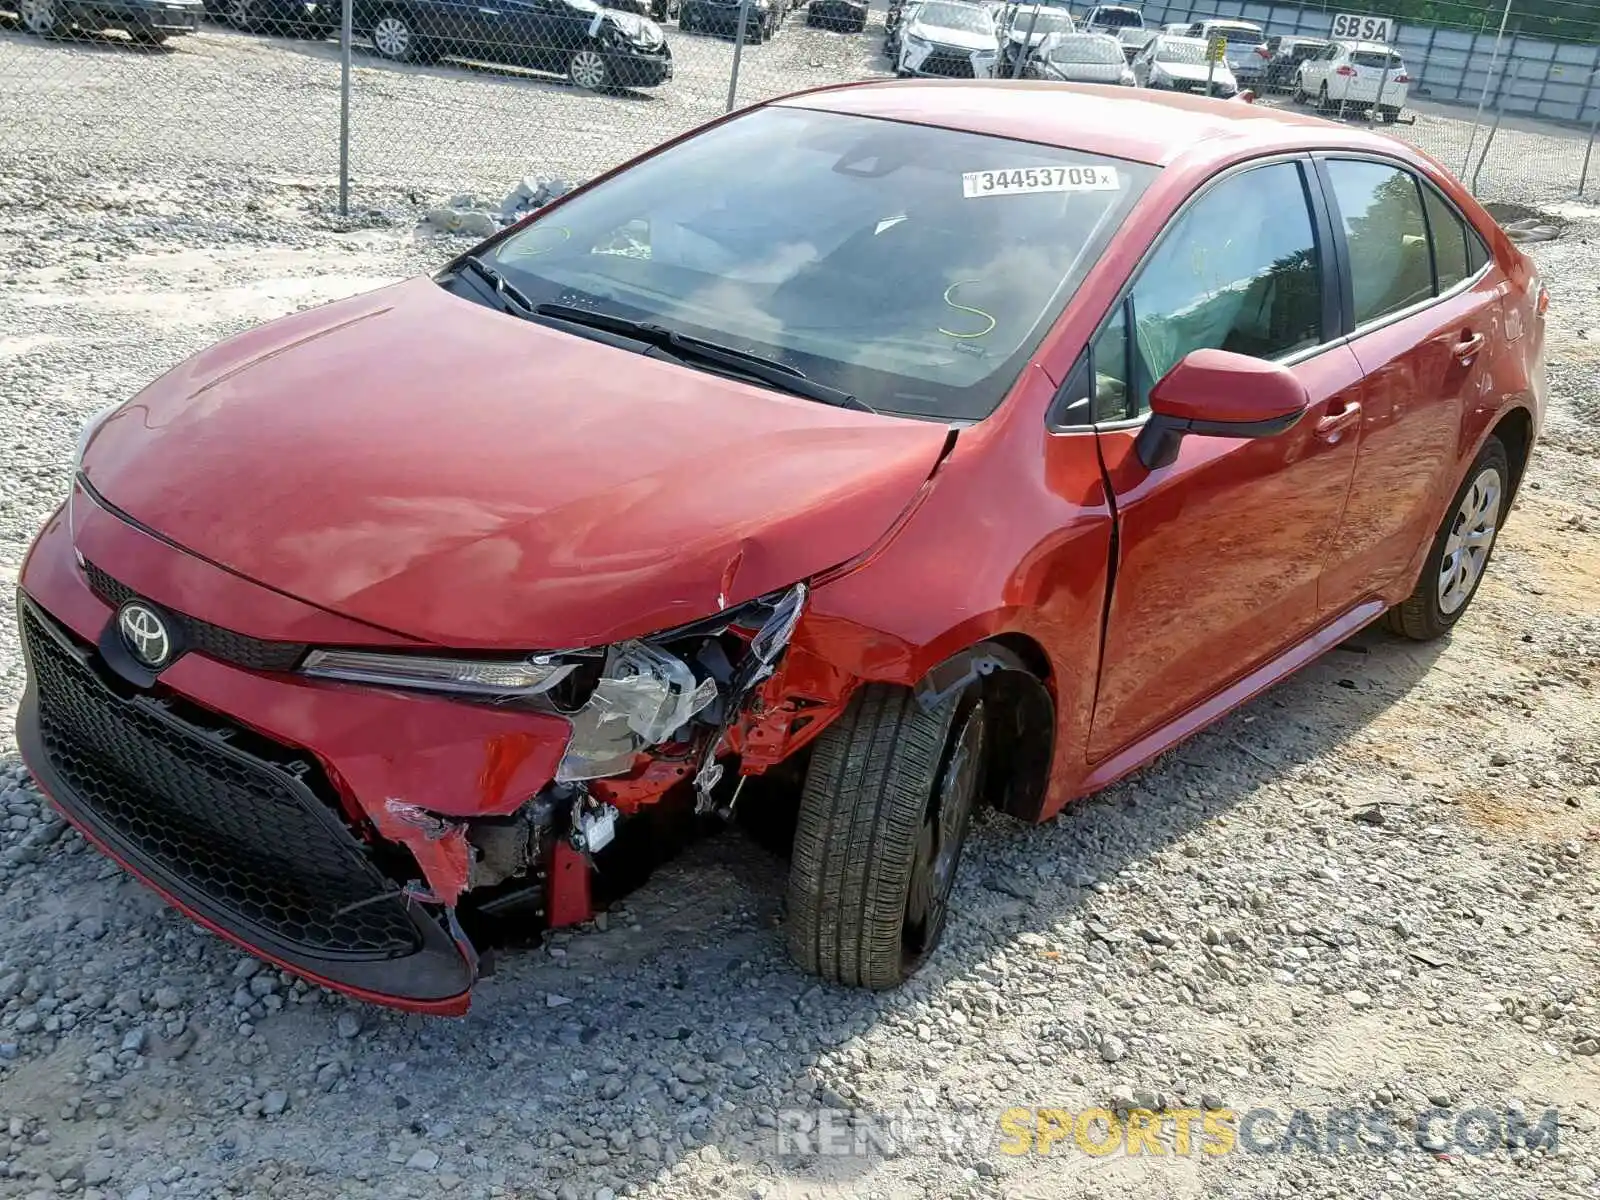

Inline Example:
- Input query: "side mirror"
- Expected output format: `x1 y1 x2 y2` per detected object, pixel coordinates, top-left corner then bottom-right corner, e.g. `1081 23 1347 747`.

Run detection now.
1133 348 1310 470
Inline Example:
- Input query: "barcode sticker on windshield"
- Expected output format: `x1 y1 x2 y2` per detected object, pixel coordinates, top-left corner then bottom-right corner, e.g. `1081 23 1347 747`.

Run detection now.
962 166 1120 198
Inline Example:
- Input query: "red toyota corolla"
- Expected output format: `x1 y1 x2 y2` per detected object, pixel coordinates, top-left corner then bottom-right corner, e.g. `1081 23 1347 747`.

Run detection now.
16 82 1545 1014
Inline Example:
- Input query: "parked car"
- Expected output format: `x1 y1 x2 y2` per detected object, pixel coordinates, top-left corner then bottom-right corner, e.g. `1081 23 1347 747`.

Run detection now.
1258 33 1329 91
1033 30 1132 84
805 0 864 33
1159 19 1186 33
14 0 202 41
1131 33 1236 96
679 0 781 39
995 2 1074 78
212 0 332 36
352 0 673 89
17 80 1543 1014
1079 3 1146 58
608 0 680 23
891 0 998 78
1182 17 1265 83
1296 40 1410 121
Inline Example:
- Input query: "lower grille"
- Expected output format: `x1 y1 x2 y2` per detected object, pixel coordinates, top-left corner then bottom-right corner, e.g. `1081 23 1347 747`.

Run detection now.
21 601 419 960
920 51 976 78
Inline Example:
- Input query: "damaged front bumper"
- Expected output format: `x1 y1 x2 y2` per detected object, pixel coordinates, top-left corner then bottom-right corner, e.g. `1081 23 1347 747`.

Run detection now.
15 507 831 1013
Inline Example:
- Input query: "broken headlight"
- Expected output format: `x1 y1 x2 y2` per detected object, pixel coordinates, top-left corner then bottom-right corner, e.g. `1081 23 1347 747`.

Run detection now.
301 649 581 697
557 583 807 785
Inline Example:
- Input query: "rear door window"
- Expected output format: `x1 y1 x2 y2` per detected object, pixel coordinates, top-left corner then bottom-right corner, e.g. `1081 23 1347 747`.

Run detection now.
1421 186 1471 291
1325 160 1433 325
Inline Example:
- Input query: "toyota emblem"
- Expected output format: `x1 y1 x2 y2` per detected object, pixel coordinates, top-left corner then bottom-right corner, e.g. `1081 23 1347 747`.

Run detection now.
117 602 173 670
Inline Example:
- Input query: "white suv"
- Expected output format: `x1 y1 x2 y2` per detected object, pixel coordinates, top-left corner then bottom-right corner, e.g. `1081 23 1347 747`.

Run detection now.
1295 40 1411 122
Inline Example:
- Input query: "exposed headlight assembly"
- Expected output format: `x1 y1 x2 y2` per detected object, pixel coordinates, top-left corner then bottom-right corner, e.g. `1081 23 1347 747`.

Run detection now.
300 583 809 796
301 649 582 697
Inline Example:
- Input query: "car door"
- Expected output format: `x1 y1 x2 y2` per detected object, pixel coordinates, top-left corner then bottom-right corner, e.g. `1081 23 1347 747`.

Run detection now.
485 0 583 69
1131 37 1154 83
1314 156 1504 613
1300 42 1332 93
1070 157 1364 763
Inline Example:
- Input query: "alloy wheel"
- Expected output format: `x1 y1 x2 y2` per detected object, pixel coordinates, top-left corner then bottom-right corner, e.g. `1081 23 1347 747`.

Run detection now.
372 15 412 58
20 0 59 35
569 47 608 89
1437 467 1501 615
902 700 985 968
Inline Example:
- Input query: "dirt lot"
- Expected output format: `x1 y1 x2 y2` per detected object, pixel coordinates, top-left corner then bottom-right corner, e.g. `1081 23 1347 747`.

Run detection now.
2 17 1600 1200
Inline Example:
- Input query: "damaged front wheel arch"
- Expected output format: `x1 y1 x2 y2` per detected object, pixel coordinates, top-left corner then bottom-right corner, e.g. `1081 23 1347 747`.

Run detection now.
914 638 1055 825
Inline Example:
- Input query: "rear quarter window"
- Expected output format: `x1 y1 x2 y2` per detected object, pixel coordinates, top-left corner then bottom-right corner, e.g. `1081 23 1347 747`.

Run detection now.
1351 50 1404 69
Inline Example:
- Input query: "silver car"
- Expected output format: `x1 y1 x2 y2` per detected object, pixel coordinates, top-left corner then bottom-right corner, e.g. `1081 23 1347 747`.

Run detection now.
1034 32 1135 85
1132 34 1239 97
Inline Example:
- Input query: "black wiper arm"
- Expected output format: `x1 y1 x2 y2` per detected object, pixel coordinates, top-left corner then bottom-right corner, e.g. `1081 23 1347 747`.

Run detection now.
532 302 875 414
454 254 535 316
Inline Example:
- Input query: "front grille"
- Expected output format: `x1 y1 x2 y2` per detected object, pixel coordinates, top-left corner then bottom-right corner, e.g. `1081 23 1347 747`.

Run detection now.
920 50 976 77
82 560 308 673
21 602 420 960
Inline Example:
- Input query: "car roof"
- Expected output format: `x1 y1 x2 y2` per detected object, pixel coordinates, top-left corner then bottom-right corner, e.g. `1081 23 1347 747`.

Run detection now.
1201 18 1261 27
778 80 1423 168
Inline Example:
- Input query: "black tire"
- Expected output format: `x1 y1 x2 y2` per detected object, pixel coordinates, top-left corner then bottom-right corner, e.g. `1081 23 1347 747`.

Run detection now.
1318 83 1330 111
18 0 65 35
1380 105 1400 123
678 5 693 29
1385 437 1510 641
785 682 988 989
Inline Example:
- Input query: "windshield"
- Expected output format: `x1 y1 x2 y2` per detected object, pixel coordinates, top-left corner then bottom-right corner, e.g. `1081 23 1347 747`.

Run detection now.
1094 8 1141 27
482 107 1154 422
1050 35 1123 63
1155 37 1208 63
1012 9 1074 36
914 2 993 32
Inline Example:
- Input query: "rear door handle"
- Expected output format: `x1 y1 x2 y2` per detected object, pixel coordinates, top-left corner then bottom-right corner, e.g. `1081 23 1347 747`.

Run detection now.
1314 400 1362 442
1454 331 1486 363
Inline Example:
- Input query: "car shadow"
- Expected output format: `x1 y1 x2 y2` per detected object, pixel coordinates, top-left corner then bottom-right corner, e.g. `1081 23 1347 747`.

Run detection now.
0 620 1450 1192
0 14 182 51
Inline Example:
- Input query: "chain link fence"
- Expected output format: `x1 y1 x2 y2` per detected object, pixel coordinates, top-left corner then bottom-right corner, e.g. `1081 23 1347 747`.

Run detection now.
1 0 1597 215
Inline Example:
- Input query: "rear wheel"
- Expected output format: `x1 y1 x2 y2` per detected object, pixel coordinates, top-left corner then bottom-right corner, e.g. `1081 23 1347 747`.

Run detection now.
1379 104 1400 122
370 11 418 59
1385 437 1509 641
1318 82 1331 111
785 682 988 988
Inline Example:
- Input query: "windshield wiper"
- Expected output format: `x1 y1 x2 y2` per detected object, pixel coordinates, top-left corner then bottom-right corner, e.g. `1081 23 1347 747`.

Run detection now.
453 254 536 316
532 302 875 414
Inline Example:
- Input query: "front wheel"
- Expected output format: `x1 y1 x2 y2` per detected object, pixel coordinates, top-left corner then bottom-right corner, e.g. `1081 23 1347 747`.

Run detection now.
1385 437 1510 641
568 45 610 89
19 0 64 36
785 682 988 988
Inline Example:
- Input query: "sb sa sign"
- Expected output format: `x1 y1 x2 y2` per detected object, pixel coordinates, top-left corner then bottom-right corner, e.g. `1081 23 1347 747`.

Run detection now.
1331 12 1395 42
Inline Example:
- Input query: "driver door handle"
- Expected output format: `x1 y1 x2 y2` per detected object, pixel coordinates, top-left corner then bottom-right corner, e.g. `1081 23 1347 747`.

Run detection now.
1454 331 1486 363
1314 399 1362 442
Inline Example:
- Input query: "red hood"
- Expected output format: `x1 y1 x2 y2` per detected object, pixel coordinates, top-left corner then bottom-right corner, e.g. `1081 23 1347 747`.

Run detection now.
80 278 951 648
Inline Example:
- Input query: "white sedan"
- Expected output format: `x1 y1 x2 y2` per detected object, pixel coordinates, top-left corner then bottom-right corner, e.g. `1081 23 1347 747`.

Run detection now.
1295 40 1411 121
1130 35 1239 97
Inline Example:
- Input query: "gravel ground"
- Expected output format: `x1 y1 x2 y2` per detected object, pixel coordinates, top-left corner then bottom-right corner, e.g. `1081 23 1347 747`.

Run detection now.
3 24 1600 1200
